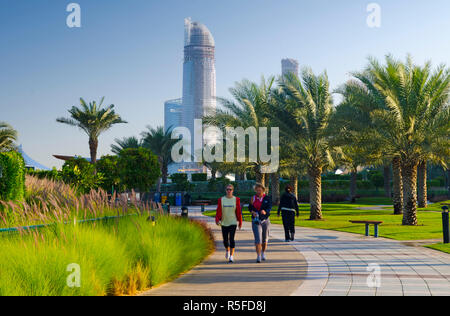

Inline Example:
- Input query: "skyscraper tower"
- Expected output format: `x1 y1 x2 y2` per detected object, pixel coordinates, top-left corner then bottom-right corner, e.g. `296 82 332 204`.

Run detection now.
281 58 299 77
182 18 216 146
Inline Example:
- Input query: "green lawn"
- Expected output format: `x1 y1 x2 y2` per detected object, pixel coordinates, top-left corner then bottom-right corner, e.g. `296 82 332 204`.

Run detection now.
205 197 450 242
426 243 450 254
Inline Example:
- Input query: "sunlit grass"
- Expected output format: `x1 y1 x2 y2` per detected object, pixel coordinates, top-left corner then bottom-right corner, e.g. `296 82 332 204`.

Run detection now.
205 197 450 241
0 215 214 296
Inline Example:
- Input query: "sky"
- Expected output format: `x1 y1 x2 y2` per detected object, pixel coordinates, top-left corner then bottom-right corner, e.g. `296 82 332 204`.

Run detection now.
0 0 449 168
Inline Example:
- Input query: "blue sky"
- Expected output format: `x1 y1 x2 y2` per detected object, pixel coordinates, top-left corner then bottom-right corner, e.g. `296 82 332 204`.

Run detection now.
0 0 449 167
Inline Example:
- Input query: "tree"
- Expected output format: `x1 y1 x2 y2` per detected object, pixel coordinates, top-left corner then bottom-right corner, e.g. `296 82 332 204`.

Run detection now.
354 55 449 225
117 148 160 192
273 69 339 220
96 155 121 193
203 77 275 187
57 97 127 164
111 136 141 155
0 122 17 151
61 157 103 194
141 126 177 185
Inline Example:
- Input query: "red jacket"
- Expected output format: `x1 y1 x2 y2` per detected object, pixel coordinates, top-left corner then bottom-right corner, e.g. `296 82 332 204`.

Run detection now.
215 197 243 226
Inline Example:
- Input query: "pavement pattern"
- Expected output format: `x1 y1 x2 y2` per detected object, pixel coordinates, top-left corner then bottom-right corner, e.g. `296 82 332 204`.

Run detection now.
143 206 450 296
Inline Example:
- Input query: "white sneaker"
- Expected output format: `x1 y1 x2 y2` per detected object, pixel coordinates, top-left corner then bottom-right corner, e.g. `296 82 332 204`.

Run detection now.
256 256 261 263
262 253 266 261
229 255 234 263
225 252 230 260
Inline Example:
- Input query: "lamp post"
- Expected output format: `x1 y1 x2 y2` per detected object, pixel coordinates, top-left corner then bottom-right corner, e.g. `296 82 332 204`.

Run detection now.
442 206 449 244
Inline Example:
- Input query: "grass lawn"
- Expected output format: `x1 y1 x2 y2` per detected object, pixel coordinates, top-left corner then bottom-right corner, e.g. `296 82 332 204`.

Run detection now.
426 243 450 254
204 197 450 241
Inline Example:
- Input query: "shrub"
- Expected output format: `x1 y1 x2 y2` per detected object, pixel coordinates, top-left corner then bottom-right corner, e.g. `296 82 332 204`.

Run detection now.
96 155 121 193
192 173 207 182
61 158 103 194
0 151 25 201
170 173 192 191
118 148 160 192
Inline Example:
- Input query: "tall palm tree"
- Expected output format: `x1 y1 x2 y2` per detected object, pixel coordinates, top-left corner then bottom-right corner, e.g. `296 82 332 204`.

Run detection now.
0 122 17 151
141 126 177 184
272 69 338 220
203 77 275 187
57 98 127 164
335 80 405 214
354 56 450 225
111 136 142 155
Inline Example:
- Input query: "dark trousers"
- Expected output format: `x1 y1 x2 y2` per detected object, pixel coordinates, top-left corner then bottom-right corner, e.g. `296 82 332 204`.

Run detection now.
281 210 296 241
221 225 237 249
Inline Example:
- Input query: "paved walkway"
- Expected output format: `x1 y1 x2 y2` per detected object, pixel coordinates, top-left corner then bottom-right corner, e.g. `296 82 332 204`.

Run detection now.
143 207 307 296
143 206 450 296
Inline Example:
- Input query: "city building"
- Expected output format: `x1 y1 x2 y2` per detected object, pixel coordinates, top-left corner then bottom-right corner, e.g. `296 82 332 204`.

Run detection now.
281 58 299 77
164 18 217 176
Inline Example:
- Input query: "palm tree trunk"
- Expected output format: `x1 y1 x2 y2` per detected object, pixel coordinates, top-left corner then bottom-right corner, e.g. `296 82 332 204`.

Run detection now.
402 160 419 226
162 164 169 184
255 169 265 187
264 174 269 194
211 167 217 180
308 167 323 220
350 168 357 202
89 137 98 164
290 175 298 200
417 160 427 208
383 165 391 198
271 173 280 206
392 157 403 215
156 177 162 193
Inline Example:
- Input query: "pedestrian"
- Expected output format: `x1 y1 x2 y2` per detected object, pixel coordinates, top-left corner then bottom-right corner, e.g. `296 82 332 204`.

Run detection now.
249 183 272 263
278 184 299 242
215 184 242 263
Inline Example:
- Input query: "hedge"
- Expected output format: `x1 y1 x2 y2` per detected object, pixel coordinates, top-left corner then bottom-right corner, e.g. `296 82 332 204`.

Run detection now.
0 151 26 201
192 173 207 182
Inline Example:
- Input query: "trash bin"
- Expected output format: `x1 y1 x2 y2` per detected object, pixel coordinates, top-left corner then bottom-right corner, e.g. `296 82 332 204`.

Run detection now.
181 206 188 218
168 193 175 206
154 192 161 203
161 194 167 204
176 193 182 206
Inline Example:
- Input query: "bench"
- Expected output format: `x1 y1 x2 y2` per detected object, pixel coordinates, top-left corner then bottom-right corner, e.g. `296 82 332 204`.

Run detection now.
192 200 212 206
349 220 383 238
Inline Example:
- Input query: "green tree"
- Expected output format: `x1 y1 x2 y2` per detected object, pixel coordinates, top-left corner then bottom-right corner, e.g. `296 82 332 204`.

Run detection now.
61 157 103 194
57 97 127 164
354 55 449 225
117 148 160 192
96 155 121 193
0 122 17 151
141 126 177 185
272 69 339 220
111 136 141 155
203 77 275 187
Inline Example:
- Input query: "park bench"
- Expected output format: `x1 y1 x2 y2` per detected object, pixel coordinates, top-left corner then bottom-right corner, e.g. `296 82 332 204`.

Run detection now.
192 200 212 206
349 220 383 238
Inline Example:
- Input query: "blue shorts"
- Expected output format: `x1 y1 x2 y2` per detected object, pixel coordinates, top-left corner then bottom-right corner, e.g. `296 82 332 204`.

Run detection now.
252 220 270 244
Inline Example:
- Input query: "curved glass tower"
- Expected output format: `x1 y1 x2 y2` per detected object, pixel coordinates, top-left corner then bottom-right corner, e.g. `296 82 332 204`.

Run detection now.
182 18 216 149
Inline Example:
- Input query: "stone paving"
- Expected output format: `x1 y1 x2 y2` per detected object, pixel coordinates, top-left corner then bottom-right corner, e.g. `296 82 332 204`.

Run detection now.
145 206 450 296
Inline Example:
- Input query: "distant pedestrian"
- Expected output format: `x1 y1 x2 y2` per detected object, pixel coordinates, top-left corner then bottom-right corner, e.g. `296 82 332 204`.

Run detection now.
249 183 272 263
215 184 242 263
278 185 299 242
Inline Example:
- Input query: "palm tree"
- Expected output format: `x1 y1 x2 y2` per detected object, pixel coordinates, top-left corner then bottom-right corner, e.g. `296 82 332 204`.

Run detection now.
354 56 449 225
203 77 275 187
141 126 177 185
0 122 17 151
272 69 338 220
111 136 141 155
57 98 127 164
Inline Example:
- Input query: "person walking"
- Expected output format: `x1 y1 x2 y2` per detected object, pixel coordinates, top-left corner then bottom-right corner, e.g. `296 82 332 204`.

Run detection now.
215 184 242 263
249 183 272 263
278 184 299 242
